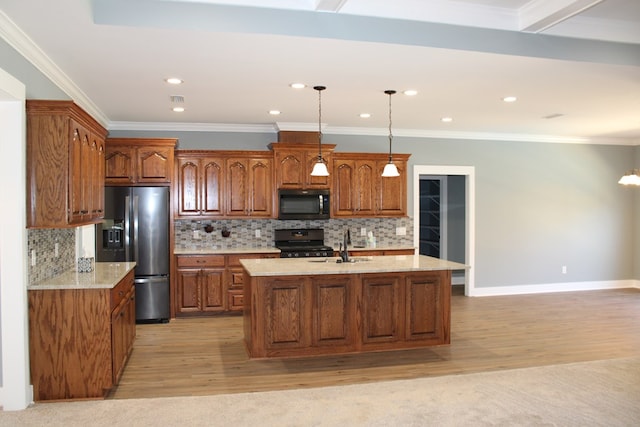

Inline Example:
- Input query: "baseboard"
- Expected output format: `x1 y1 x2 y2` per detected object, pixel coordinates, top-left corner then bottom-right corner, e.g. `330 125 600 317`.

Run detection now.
468 280 637 297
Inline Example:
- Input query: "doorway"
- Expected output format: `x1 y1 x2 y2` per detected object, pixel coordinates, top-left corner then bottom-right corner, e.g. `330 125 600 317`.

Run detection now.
413 166 475 296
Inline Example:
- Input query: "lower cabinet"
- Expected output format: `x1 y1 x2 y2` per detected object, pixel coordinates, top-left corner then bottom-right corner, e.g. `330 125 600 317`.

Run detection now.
246 270 450 358
175 253 278 316
28 270 136 401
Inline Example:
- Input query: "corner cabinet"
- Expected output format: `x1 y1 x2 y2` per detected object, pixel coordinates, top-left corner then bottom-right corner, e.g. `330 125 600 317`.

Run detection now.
175 151 274 219
105 138 176 185
28 269 136 401
332 153 409 218
26 100 108 228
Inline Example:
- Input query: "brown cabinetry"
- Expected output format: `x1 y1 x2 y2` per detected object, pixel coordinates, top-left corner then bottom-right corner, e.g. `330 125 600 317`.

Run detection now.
26 100 108 228
175 253 277 315
28 269 136 401
244 269 450 358
270 140 335 189
176 255 226 314
105 138 176 185
175 154 225 217
175 151 274 219
332 153 409 218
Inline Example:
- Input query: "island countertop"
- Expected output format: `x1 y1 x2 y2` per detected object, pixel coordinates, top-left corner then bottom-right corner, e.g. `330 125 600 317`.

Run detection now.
240 254 467 277
27 262 136 290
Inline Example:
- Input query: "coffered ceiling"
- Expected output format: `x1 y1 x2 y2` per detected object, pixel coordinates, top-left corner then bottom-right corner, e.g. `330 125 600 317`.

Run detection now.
0 0 639 143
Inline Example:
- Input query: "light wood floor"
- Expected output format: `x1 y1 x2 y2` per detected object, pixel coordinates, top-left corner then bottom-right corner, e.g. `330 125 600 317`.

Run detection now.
108 287 640 399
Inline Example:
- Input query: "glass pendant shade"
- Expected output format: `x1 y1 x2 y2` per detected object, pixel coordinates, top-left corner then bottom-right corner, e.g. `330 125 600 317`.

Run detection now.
310 160 329 176
618 169 640 185
381 162 400 177
382 89 398 177
310 85 329 177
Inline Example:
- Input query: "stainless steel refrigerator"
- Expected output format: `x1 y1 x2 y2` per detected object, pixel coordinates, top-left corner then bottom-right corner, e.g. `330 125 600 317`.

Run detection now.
96 186 170 323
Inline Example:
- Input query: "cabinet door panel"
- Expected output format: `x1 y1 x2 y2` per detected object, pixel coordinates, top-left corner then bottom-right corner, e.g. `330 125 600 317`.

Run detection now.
176 269 201 313
405 273 443 341
275 152 304 188
249 159 272 217
105 146 135 184
361 276 402 344
177 159 200 216
355 161 375 215
378 161 406 216
137 147 173 183
226 160 248 215
265 280 308 349
333 161 355 216
202 158 224 216
202 269 226 312
312 276 354 346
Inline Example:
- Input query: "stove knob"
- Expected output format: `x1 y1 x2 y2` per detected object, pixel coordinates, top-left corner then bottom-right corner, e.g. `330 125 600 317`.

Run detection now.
294 253 299 257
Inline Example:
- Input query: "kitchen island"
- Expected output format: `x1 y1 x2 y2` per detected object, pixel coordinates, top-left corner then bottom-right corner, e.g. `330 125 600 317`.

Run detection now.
241 255 467 359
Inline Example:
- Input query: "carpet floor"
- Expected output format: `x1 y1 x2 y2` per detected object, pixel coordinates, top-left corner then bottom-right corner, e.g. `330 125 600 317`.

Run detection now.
1 356 639 426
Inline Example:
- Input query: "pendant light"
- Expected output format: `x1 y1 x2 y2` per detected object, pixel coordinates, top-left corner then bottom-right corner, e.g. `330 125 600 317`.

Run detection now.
618 169 640 185
381 89 400 177
310 85 330 177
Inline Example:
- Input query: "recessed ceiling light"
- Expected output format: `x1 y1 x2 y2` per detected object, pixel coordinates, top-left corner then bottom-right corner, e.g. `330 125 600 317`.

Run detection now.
172 106 185 112
166 78 183 85
290 83 306 89
503 96 517 103
441 117 453 123
403 90 418 96
269 110 281 115
359 113 371 118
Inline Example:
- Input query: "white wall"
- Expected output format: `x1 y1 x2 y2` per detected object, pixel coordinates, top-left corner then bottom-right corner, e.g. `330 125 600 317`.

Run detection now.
0 66 31 410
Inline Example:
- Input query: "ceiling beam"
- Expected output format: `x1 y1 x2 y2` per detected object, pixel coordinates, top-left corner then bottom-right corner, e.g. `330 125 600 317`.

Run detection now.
519 0 603 33
314 0 348 12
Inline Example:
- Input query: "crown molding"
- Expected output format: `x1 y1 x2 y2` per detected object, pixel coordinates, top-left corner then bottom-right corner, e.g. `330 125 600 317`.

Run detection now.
0 10 109 127
107 121 277 133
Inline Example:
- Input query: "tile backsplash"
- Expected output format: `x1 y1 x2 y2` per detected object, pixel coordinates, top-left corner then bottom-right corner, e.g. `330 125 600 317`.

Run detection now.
174 218 414 250
28 228 75 285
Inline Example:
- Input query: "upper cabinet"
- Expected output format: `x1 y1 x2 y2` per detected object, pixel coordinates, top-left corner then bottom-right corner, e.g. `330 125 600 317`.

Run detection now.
175 151 274 219
26 100 108 228
332 153 409 218
270 133 335 190
105 138 176 185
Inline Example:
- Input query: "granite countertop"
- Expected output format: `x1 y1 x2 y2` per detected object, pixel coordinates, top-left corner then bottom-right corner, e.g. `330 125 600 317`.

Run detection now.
240 255 468 277
338 246 416 252
28 262 137 290
174 247 281 255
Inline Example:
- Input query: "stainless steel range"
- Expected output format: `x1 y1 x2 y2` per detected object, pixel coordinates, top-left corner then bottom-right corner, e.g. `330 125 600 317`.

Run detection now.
275 228 334 258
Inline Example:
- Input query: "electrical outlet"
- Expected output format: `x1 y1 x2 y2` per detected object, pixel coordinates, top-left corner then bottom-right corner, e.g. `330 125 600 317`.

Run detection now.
255 229 261 238
360 227 366 236
31 250 36 266
562 266 567 274
396 227 407 236
55 243 59 257
193 230 200 239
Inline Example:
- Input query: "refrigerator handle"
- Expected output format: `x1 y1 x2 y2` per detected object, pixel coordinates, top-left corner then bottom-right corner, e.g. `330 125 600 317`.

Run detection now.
133 195 139 263
124 195 131 261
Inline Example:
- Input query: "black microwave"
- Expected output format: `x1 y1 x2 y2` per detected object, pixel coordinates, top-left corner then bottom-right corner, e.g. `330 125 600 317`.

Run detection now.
278 189 330 220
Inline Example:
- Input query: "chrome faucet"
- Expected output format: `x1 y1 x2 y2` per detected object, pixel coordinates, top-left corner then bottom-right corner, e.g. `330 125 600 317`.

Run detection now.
339 229 351 262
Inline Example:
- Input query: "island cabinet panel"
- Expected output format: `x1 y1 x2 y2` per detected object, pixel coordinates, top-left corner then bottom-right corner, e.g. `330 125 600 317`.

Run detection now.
311 276 356 348
405 271 450 344
264 278 310 351
28 270 136 401
361 275 402 345
244 268 452 359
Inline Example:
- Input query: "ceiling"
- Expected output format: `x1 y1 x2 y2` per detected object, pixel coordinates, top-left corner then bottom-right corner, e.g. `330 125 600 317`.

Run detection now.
1 0 640 144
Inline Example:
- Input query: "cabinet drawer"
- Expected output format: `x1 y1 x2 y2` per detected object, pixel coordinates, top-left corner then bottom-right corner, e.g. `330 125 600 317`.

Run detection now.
177 255 225 268
228 290 244 311
111 270 134 310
